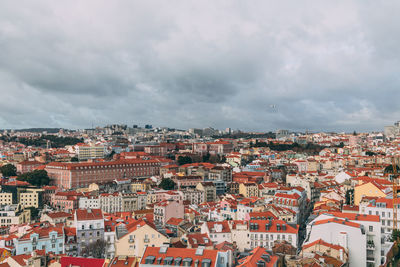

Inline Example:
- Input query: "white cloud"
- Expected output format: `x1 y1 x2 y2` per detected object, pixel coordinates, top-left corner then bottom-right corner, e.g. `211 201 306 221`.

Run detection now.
0 0 399 131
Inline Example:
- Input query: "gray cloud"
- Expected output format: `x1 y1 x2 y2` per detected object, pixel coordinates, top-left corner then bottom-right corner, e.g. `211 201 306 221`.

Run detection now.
0 0 399 132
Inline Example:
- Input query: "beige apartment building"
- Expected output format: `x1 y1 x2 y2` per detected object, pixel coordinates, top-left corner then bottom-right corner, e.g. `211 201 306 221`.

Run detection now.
19 188 43 208
239 183 259 198
76 143 105 161
196 182 216 202
0 193 12 206
0 204 30 227
115 220 169 258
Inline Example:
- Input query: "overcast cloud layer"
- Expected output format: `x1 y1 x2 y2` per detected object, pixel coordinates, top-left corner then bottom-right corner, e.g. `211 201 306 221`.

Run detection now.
0 1 399 132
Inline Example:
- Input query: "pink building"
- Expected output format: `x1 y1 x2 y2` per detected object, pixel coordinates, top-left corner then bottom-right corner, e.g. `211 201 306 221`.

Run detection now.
192 141 233 155
349 135 360 147
45 159 161 189
192 143 208 155
144 145 166 156
154 199 184 226
51 191 82 212
16 160 42 174
148 190 182 204
207 141 233 155
43 186 59 204
173 175 203 189
294 160 307 173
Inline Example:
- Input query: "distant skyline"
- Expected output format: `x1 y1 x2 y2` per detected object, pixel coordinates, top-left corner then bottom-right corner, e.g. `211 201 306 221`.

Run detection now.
0 125 385 134
1 1 400 132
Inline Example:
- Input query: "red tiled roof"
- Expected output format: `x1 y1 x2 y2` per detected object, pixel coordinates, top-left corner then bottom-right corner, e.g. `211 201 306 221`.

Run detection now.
3 180 31 186
342 205 359 212
60 256 105 267
214 241 234 251
46 212 72 219
249 211 277 220
325 212 380 222
64 227 76 236
107 256 138 267
75 209 103 221
206 221 231 233
9 255 31 266
249 220 299 234
17 160 42 166
313 218 360 228
19 226 63 241
274 193 301 200
140 246 219 266
43 186 58 190
166 217 184 226
46 158 160 170
303 239 346 252
237 246 278 267
353 176 391 185
187 233 213 248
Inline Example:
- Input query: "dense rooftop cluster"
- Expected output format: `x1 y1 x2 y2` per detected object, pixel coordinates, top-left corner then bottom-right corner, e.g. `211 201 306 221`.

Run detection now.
0 125 396 266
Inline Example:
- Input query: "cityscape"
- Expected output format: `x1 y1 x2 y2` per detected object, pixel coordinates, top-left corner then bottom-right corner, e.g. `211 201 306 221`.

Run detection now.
0 124 398 266
1 1 400 267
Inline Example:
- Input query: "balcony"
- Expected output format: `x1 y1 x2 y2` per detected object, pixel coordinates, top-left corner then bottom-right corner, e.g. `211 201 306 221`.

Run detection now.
367 240 375 250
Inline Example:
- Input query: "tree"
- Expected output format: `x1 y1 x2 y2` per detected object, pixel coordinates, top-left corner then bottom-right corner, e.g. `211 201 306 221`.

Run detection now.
17 170 50 186
392 229 400 242
70 156 79 162
81 239 108 258
337 142 345 148
208 154 220 163
0 164 17 177
366 151 376 156
202 153 211 162
28 207 40 220
159 178 176 190
105 150 115 160
178 156 192 165
220 156 226 163
384 165 400 174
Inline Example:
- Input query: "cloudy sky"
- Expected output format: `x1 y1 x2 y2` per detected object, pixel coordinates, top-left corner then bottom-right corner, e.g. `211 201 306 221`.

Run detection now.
0 1 399 132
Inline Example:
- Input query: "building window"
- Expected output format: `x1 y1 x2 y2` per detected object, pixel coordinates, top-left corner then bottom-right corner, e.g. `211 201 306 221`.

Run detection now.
369 226 373 232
